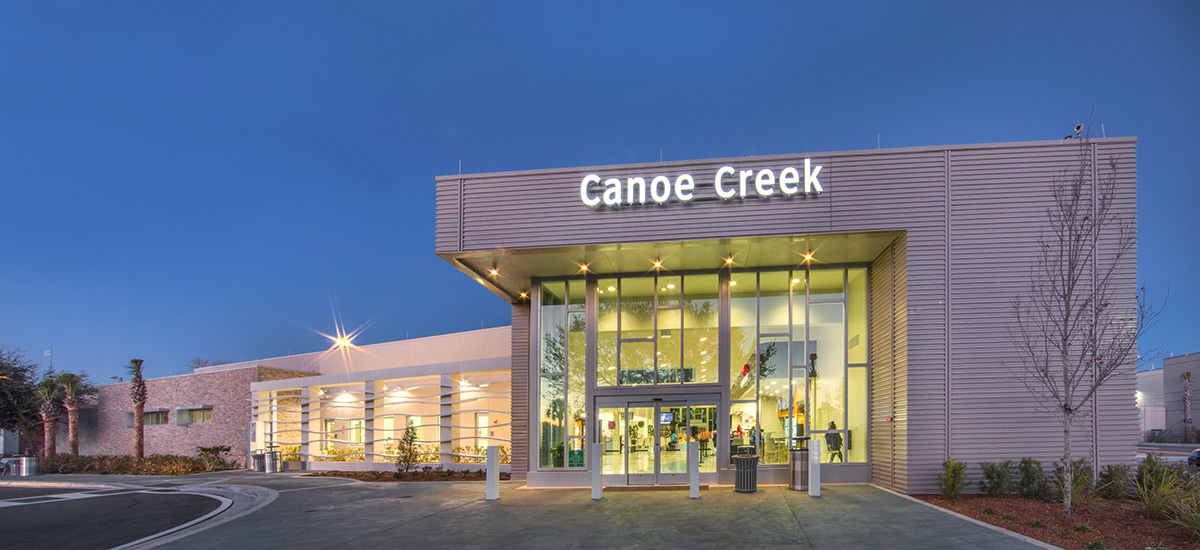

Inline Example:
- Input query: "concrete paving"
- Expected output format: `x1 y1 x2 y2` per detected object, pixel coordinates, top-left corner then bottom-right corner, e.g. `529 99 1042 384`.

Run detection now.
2 471 1045 549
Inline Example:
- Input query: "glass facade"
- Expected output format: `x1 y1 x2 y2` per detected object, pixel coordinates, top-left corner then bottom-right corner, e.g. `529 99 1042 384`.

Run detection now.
536 264 869 473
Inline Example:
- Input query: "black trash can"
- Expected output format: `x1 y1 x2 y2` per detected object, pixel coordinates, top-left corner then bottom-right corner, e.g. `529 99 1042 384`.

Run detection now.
733 449 759 493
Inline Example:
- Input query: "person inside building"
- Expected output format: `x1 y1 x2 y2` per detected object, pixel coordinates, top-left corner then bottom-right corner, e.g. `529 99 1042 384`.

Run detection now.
825 421 844 463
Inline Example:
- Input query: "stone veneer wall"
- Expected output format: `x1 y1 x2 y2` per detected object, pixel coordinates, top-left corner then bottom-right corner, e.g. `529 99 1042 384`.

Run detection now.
94 367 315 466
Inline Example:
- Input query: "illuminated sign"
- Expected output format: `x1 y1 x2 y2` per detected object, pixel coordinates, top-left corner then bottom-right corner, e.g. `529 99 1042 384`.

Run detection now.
580 160 823 208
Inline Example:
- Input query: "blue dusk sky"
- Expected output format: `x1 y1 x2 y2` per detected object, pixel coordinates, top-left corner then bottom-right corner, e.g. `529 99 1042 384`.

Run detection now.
1 2 1197 383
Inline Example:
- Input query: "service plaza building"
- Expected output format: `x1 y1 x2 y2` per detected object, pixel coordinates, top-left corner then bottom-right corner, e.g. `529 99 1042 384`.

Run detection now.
236 138 1140 494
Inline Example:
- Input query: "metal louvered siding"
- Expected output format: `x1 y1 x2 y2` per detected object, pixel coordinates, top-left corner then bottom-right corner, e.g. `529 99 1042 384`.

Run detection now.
435 138 1139 494
510 303 531 480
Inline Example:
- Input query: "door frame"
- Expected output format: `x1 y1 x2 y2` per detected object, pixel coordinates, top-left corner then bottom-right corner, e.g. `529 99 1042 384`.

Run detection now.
595 395 720 486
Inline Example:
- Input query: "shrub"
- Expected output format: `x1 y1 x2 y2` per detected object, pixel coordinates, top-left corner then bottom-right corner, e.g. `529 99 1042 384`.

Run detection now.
196 445 231 471
1003 513 1016 521
312 446 365 462
1135 464 1185 520
1017 457 1050 499
1055 457 1094 503
42 454 213 475
1084 541 1106 550
1073 523 1095 533
1096 463 1132 499
937 458 968 499
1030 519 1046 528
393 425 420 475
1170 494 1200 542
979 460 1014 497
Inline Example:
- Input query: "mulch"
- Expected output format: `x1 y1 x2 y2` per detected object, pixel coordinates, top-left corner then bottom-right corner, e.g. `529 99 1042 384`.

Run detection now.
304 470 511 482
916 494 1198 550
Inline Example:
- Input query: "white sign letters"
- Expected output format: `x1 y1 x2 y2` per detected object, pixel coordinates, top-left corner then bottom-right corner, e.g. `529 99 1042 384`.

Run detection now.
580 160 822 208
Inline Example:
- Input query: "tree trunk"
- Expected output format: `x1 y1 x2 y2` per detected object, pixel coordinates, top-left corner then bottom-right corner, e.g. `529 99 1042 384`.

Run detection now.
42 413 57 461
134 402 144 459
1063 414 1072 522
67 405 79 456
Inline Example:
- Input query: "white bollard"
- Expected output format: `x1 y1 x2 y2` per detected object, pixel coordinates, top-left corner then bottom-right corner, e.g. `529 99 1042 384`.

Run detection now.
591 442 603 501
688 441 699 499
486 445 499 501
809 438 821 497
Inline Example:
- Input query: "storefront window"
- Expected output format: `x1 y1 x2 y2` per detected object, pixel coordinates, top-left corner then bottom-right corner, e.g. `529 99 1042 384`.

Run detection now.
809 301 846 439
538 279 584 469
729 272 757 401
847 267 868 364
683 274 718 384
539 376 564 468
597 278 618 386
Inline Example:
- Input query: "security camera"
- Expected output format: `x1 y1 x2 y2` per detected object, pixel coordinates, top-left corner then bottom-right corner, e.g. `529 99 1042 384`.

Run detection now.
1074 124 1084 136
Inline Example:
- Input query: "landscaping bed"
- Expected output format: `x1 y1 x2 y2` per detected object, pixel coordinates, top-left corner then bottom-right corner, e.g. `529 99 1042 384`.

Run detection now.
917 494 1196 550
305 470 511 482
41 453 235 475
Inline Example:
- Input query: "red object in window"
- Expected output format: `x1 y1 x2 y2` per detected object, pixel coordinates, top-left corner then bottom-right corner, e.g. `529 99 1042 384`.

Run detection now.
742 364 749 377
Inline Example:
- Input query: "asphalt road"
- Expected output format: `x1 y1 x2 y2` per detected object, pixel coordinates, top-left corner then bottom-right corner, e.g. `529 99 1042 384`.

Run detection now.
0 488 221 549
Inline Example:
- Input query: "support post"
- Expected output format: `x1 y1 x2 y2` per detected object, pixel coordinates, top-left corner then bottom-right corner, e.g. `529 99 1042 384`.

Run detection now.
299 387 310 465
363 382 375 465
809 438 821 497
591 442 603 501
688 440 700 499
486 445 499 501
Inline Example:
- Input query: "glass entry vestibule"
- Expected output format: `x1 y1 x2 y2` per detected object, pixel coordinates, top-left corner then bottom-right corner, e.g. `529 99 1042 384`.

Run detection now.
596 397 719 485
536 264 869 483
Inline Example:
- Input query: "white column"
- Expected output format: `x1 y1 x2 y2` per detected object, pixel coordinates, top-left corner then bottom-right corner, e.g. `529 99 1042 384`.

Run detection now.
809 438 821 497
591 442 603 501
486 445 499 501
688 441 700 499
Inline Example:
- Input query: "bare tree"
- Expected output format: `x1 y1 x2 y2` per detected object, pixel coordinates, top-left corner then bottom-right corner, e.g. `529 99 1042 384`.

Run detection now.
185 358 230 371
127 359 147 458
1007 121 1164 521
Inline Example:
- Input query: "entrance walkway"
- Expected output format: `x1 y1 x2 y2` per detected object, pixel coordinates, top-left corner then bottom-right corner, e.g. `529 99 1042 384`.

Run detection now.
166 477 1042 549
4 472 1045 549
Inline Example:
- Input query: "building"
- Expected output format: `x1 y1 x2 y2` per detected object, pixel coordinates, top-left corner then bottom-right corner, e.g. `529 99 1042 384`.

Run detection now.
249 327 512 472
88 329 509 469
433 137 1140 492
94 365 317 465
1137 352 1200 442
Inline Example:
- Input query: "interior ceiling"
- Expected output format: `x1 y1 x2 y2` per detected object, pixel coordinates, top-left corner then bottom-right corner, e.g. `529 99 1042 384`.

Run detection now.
441 231 903 303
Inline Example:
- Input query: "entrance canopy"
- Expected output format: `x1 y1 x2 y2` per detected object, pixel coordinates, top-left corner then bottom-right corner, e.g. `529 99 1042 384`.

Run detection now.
439 230 903 302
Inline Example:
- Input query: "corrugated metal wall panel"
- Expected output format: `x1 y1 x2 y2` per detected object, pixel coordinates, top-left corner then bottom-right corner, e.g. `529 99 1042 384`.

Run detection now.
436 138 1138 493
870 240 901 490
434 179 461 253
945 141 1138 486
510 304 530 481
1095 142 1140 468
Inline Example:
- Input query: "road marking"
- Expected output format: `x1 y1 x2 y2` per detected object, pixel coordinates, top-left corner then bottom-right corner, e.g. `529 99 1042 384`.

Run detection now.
109 492 232 550
277 481 361 493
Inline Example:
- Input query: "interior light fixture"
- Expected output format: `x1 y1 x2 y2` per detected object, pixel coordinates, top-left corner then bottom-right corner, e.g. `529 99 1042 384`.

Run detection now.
724 256 735 265
803 252 815 262
666 283 675 289
579 262 589 272
792 278 800 284
608 286 616 291
730 280 738 286
652 258 663 269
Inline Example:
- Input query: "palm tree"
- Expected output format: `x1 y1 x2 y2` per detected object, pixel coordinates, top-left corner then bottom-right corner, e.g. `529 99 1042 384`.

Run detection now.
35 376 63 460
58 372 95 456
127 359 147 458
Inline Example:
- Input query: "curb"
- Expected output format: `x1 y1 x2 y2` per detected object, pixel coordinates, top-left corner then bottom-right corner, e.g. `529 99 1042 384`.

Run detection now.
0 480 122 490
870 484 1062 550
